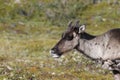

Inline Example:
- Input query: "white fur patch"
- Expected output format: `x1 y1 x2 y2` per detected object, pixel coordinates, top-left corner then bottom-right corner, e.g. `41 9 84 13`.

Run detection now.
73 32 77 37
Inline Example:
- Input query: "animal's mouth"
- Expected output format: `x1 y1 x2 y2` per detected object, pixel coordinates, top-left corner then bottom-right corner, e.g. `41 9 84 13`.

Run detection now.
51 53 61 58
50 50 61 58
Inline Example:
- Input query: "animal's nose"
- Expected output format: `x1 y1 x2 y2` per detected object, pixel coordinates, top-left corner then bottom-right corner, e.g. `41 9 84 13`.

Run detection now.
50 48 57 54
50 49 55 54
50 48 60 58
50 49 60 58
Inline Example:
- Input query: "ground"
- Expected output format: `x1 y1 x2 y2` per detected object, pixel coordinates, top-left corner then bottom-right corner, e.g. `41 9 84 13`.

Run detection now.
0 0 120 80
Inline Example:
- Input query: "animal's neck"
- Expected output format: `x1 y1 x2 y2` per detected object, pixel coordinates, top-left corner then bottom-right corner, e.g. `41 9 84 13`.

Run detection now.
76 32 100 60
81 32 96 40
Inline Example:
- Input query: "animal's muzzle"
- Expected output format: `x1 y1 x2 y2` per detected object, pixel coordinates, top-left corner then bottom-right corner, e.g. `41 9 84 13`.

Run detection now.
50 48 61 58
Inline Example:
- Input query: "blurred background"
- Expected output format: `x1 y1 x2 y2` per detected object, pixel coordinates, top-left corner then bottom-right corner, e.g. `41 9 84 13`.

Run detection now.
0 0 120 80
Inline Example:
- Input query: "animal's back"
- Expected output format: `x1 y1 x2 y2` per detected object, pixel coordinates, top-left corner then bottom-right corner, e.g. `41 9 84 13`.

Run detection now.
108 28 120 41
102 28 120 60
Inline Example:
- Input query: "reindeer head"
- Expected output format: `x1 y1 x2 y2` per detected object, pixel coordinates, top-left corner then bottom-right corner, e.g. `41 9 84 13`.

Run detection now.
50 21 86 58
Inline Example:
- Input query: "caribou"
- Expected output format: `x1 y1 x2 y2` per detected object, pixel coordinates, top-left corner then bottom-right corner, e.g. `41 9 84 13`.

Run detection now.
50 21 120 80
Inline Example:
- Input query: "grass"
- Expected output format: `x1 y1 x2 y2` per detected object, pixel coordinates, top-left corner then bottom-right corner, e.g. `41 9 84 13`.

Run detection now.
0 0 120 80
0 22 114 80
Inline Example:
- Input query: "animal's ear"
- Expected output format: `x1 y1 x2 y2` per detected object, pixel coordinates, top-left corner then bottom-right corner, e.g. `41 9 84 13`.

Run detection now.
68 21 73 28
75 20 80 27
79 25 86 33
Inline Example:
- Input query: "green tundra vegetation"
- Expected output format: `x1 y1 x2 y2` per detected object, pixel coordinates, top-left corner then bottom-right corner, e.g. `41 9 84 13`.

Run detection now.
0 0 120 80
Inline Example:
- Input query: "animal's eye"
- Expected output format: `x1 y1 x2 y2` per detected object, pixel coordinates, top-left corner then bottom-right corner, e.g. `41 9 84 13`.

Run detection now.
65 35 73 40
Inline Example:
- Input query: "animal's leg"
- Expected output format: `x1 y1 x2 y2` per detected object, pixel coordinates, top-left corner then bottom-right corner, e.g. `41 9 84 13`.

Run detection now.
112 70 120 80
102 60 113 70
